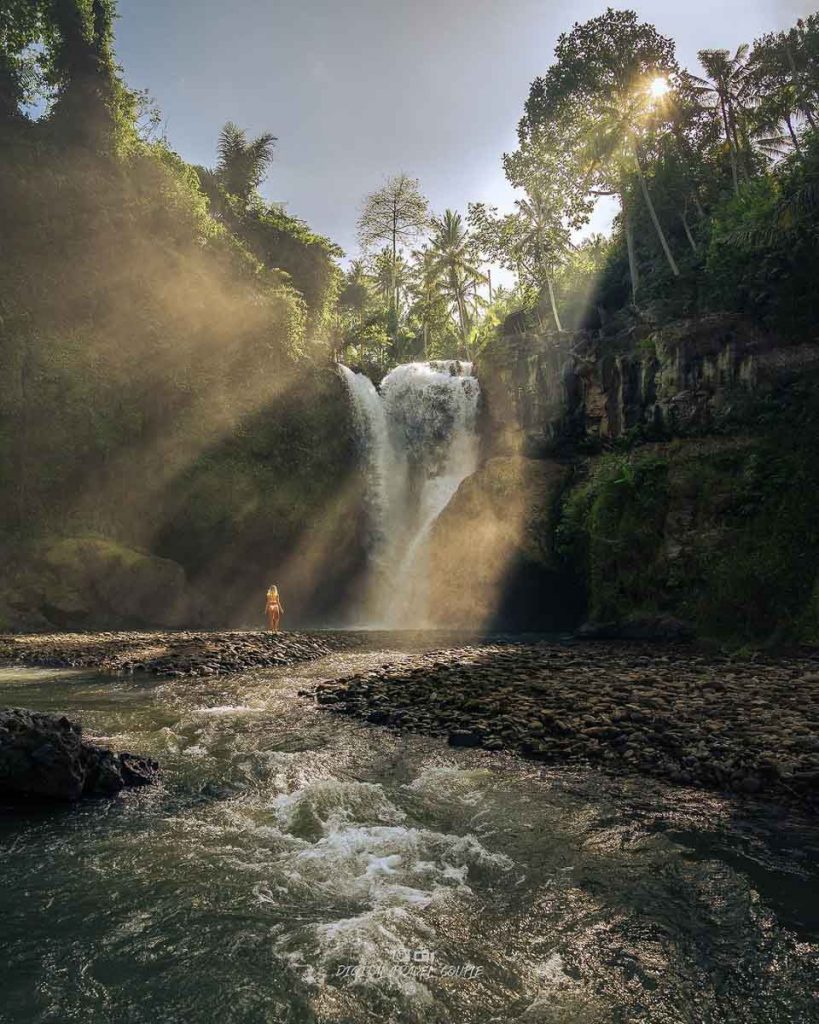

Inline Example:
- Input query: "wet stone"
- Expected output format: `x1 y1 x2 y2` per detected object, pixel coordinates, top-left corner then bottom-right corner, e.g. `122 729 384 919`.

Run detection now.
306 639 819 810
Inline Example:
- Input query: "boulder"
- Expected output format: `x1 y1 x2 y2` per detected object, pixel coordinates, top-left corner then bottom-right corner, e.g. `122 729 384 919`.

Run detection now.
0 707 159 802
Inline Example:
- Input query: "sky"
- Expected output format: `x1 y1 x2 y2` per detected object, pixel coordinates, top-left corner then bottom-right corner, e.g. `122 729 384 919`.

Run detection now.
117 0 812 265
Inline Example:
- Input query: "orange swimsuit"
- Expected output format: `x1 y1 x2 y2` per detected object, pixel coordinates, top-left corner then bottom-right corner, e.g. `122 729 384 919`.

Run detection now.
265 598 282 630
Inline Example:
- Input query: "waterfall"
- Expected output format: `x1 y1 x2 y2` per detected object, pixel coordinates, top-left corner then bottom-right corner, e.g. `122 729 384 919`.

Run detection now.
340 361 480 627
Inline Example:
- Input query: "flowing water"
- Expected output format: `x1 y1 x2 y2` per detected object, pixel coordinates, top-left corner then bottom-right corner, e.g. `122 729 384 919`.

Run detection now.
1 642 818 1024
340 362 480 627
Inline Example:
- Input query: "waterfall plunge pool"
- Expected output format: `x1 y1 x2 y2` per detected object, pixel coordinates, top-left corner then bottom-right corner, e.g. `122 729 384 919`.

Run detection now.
1 639 817 1023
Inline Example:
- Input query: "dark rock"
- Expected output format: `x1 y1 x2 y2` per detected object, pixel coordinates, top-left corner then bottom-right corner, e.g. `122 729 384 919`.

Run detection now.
0 707 159 802
303 638 819 810
737 775 763 795
118 752 159 788
576 616 694 642
448 729 483 748
0 629 345 678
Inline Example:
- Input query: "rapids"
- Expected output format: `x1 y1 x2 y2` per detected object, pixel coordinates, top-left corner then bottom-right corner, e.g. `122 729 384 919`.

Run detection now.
340 362 479 627
0 644 817 1023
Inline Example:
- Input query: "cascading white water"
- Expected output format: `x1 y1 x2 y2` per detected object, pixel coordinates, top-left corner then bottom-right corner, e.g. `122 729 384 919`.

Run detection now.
340 361 480 627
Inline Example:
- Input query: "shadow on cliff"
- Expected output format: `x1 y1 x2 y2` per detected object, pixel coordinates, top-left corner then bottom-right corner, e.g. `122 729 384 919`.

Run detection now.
150 378 369 629
426 454 586 634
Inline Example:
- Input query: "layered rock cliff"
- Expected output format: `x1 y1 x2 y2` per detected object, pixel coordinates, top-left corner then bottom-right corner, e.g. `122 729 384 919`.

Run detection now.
479 314 819 454
428 316 819 644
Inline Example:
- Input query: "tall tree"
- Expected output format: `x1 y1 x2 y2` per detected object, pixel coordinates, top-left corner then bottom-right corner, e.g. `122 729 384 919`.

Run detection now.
337 260 371 320
357 174 429 329
507 9 680 300
428 209 486 357
0 0 52 124
748 21 819 153
49 0 120 145
767 17 819 130
469 187 570 331
371 247 409 319
407 247 450 358
516 191 569 330
691 47 755 193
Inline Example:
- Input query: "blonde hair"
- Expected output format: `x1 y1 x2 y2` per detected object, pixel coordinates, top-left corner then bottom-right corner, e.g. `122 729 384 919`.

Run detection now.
267 584 279 598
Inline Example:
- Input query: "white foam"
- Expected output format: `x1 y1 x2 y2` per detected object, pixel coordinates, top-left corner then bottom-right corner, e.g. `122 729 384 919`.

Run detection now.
243 777 513 990
192 705 257 715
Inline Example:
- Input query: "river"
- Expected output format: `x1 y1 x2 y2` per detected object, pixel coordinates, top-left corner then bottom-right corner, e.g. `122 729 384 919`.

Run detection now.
1 640 817 1023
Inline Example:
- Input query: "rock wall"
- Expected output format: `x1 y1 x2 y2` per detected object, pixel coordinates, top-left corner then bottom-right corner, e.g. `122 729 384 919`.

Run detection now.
478 314 819 455
427 457 579 631
0 368 368 632
558 432 819 644
453 316 819 643
151 367 367 629
0 537 191 631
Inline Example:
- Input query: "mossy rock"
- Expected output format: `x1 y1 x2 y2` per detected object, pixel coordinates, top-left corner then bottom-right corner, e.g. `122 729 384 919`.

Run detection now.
0 536 191 630
556 420 819 645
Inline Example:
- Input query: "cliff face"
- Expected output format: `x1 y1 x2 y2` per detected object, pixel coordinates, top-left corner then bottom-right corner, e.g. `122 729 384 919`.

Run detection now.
0 139 367 632
0 368 367 631
427 457 580 631
145 367 368 629
478 315 819 455
447 316 819 643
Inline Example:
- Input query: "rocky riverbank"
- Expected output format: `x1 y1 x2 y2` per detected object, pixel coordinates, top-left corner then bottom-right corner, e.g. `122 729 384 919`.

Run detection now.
0 630 348 677
311 641 819 807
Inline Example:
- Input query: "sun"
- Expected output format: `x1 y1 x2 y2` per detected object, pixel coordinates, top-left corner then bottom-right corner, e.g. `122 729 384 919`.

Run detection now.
648 76 670 100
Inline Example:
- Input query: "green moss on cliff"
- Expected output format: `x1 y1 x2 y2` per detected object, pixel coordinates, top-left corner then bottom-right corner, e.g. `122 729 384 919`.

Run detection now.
556 384 819 644
558 451 669 623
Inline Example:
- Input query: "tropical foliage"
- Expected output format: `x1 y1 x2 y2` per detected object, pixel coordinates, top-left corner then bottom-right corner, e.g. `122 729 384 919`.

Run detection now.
341 8 819 371
495 7 819 335
0 0 354 597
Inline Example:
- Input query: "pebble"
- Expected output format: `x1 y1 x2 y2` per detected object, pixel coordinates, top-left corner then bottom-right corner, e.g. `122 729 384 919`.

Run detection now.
311 641 819 809
0 630 354 678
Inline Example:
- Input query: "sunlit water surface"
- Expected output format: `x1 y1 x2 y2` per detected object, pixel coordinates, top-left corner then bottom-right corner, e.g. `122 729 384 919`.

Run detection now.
0 643 817 1023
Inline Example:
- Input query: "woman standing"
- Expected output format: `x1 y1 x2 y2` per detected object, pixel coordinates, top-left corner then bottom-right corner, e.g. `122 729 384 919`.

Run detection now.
265 584 284 631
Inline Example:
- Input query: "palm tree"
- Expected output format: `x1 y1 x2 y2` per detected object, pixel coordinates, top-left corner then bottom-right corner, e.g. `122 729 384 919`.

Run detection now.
372 248 409 318
407 247 445 357
215 121 277 202
580 83 681 294
516 189 570 331
338 260 371 320
428 210 486 357
691 47 754 193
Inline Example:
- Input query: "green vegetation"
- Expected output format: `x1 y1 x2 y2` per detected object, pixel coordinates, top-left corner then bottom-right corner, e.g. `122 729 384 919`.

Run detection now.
557 451 670 624
338 8 819 371
2 2 818 638
195 122 342 335
493 7 819 337
340 177 490 372
556 381 819 643
0 0 360 626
